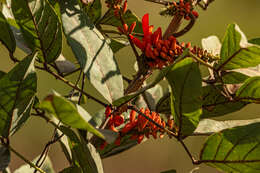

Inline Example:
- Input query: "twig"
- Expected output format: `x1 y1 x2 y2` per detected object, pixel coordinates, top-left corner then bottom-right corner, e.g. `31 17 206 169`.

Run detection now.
189 51 215 70
179 140 198 164
78 73 86 105
172 13 196 37
7 145 46 173
163 14 183 39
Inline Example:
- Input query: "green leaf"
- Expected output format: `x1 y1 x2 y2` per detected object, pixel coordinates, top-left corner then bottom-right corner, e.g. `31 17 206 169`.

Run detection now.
14 155 55 173
202 85 247 118
60 126 104 173
166 58 202 137
0 11 15 53
0 71 6 79
236 76 260 103
249 38 260 45
109 39 128 53
99 9 142 34
195 118 260 135
40 94 104 139
222 71 249 84
11 0 62 63
84 0 102 24
156 92 171 114
0 144 10 171
60 0 123 103
59 166 82 173
161 169 176 173
0 53 37 137
200 123 260 173
216 24 260 70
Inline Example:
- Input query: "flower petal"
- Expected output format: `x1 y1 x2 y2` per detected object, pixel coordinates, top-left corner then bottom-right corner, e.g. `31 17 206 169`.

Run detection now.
142 13 149 36
129 34 145 50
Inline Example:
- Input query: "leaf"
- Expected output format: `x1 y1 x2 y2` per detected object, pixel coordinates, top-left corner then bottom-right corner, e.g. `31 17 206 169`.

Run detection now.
222 71 249 84
109 39 129 53
166 58 202 137
0 144 10 171
200 123 260 173
55 54 77 74
202 85 247 118
60 0 123 103
249 38 260 45
216 24 260 70
0 71 6 79
0 53 37 137
156 92 171 114
195 118 260 134
236 76 260 103
40 94 104 139
60 126 104 173
14 155 55 173
3 167 11 173
59 166 82 173
11 0 62 63
0 11 15 53
84 0 102 24
99 9 142 34
161 169 177 173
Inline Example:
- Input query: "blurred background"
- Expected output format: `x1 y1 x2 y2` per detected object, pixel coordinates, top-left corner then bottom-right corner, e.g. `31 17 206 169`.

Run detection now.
1 0 260 172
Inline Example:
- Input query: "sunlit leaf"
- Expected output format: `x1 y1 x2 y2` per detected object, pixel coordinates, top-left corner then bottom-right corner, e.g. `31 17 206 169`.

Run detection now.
0 53 37 137
0 11 15 53
222 71 249 84
166 58 202 137
14 155 55 173
200 123 260 173
236 76 260 103
11 0 62 62
109 39 129 53
40 94 104 139
60 0 123 103
216 24 260 70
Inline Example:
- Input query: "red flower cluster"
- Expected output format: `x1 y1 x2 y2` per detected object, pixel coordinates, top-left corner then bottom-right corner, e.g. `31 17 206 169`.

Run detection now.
100 106 175 150
171 0 199 20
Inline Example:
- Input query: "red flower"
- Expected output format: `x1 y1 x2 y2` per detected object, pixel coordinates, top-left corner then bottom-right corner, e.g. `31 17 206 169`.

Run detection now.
129 13 162 54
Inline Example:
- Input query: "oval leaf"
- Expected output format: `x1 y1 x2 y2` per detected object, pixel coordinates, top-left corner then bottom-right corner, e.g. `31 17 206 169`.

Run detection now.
0 53 37 137
217 24 260 70
166 58 202 137
0 11 16 53
40 94 104 139
11 0 62 63
60 0 123 103
200 123 260 173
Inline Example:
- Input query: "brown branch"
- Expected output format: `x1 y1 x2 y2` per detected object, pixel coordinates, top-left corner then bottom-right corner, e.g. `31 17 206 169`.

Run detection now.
163 14 183 39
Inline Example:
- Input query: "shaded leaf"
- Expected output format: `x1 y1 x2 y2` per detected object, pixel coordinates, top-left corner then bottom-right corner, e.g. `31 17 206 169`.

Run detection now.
161 169 176 173
0 11 15 53
0 54 37 137
200 123 260 173
99 9 142 34
59 166 82 173
202 84 247 118
195 118 260 134
217 24 260 70
156 92 171 114
60 126 104 173
0 144 10 171
12 0 62 63
222 71 249 84
249 38 260 45
109 38 129 53
0 71 6 79
166 58 202 137
40 94 104 139
60 0 123 103
14 155 55 173
55 54 77 74
84 0 102 24
236 76 260 103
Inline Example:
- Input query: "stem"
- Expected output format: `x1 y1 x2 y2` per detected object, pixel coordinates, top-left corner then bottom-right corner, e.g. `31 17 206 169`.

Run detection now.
163 14 183 39
8 145 46 173
189 51 215 70
179 140 198 164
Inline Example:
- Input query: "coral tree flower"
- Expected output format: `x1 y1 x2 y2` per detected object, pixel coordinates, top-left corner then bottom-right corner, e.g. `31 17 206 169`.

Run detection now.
129 13 162 58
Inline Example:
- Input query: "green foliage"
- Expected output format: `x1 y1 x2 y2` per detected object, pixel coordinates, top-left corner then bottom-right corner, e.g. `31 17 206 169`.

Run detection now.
200 123 260 173
0 144 10 171
59 0 123 103
40 94 104 139
11 0 62 63
166 58 202 137
0 11 15 53
0 54 36 137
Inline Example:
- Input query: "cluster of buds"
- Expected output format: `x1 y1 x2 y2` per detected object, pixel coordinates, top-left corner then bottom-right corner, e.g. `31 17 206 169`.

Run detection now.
100 106 175 150
105 0 127 17
160 0 199 20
